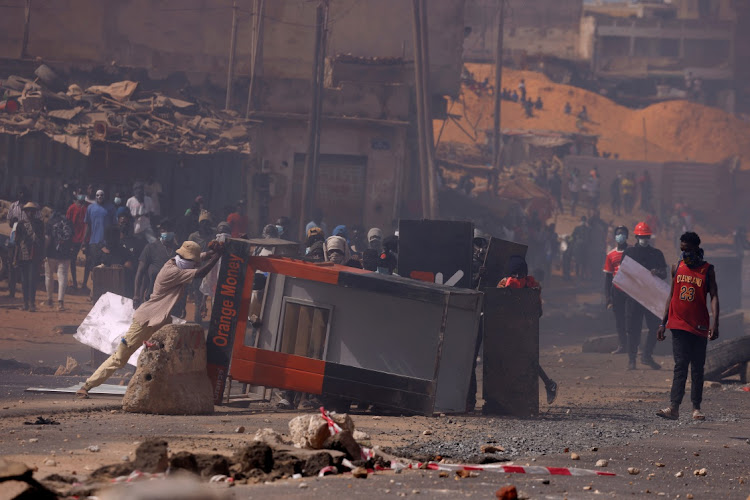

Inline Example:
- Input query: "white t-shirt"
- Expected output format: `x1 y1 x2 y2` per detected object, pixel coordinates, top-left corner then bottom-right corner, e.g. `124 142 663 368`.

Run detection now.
144 181 162 216
126 195 155 234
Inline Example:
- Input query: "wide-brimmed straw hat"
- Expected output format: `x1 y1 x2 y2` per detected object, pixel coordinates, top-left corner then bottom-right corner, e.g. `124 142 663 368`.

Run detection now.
176 241 201 261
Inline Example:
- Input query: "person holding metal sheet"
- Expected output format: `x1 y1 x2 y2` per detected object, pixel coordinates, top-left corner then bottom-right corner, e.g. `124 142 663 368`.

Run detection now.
497 255 558 404
622 222 667 370
604 225 629 354
656 232 719 421
76 240 223 399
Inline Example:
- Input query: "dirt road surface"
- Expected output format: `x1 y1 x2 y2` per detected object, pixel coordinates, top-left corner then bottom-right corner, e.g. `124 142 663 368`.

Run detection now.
1 277 749 499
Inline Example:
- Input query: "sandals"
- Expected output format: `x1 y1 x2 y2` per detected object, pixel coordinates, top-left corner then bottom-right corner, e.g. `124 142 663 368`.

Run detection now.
656 407 679 420
692 409 706 421
75 387 90 399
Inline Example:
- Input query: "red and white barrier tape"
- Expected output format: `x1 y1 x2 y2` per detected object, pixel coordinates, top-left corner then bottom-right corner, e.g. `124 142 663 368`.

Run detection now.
319 407 373 462
398 462 615 477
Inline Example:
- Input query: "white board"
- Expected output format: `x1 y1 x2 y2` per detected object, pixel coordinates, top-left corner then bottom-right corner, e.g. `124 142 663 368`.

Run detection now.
74 292 185 367
612 256 670 319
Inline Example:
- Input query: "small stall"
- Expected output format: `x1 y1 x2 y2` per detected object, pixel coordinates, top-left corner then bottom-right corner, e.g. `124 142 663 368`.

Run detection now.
205 239 484 415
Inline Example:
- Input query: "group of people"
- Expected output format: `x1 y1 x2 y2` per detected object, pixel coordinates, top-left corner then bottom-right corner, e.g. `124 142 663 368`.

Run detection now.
3 183 251 318
603 222 720 420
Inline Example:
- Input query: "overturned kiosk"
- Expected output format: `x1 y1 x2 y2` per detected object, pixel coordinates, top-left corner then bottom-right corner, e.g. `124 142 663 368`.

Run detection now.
205 221 541 417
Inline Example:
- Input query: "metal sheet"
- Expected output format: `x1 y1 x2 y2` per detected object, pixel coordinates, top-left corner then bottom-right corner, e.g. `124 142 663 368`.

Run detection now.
26 383 127 396
482 287 540 416
398 219 474 288
613 256 670 318
206 239 253 404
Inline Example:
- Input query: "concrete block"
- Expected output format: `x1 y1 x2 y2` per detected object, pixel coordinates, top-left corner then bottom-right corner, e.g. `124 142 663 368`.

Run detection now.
122 324 213 415
288 414 330 449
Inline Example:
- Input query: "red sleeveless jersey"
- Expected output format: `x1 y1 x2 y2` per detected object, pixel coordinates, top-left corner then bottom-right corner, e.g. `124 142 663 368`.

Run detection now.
666 261 711 337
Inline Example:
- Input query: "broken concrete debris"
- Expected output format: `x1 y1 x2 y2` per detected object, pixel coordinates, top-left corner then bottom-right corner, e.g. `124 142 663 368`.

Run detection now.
54 356 81 376
0 65 253 156
122 324 214 415
495 485 519 500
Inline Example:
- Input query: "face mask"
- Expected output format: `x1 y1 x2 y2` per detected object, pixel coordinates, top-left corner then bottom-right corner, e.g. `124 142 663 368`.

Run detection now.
174 255 197 270
681 249 703 267
114 197 122 205
615 234 627 244
637 237 650 247
328 251 344 264
276 225 284 237
77 194 85 201
160 232 175 242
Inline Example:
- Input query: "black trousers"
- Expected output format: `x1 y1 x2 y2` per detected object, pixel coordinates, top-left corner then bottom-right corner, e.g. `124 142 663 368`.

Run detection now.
611 287 627 348
19 260 39 305
625 298 659 360
669 329 708 410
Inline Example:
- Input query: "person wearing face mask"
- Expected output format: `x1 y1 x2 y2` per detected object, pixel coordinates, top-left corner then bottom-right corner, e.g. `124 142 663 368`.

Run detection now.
622 222 667 370
324 235 349 265
113 192 129 219
66 188 89 290
604 226 630 354
134 219 179 309
655 232 719 421
367 227 383 252
77 239 223 399
275 216 291 240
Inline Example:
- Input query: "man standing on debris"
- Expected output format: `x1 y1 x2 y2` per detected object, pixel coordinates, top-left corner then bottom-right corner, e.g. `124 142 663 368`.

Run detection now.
623 222 667 370
656 232 719 421
76 240 223 399
82 190 116 292
127 182 156 244
604 226 629 354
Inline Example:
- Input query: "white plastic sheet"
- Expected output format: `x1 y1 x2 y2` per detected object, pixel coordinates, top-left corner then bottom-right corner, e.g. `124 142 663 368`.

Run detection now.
612 256 671 318
74 292 185 367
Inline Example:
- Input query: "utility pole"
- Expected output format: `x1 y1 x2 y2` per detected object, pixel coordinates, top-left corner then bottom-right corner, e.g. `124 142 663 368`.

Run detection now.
245 0 266 117
411 0 429 219
492 0 505 174
225 0 239 109
298 0 329 240
411 0 438 219
419 0 438 219
21 0 31 59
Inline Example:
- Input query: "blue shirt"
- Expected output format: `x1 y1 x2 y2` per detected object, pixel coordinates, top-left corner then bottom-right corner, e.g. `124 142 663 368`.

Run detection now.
85 202 112 245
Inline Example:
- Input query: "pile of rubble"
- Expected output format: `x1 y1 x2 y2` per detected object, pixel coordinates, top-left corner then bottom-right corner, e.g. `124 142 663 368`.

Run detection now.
5 413 390 498
0 64 253 156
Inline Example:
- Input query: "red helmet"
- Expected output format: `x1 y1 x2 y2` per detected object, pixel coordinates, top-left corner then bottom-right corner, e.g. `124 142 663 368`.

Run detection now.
634 222 652 236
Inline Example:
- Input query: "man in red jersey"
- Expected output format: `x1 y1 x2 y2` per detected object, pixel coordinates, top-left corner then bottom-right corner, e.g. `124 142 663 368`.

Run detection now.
604 225 629 354
656 232 719 421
